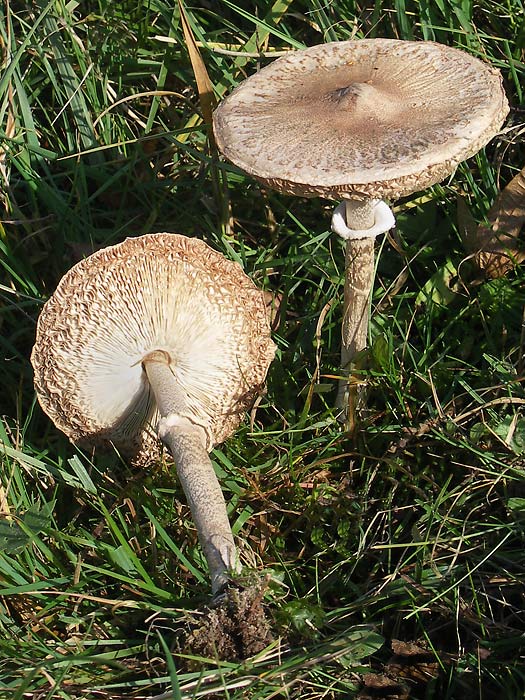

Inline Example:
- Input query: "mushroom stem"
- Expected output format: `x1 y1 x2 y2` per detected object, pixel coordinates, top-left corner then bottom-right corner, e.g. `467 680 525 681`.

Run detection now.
336 199 376 429
143 351 239 595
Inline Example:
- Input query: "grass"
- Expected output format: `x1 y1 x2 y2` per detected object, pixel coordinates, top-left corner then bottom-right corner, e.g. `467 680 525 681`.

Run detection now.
0 0 524 697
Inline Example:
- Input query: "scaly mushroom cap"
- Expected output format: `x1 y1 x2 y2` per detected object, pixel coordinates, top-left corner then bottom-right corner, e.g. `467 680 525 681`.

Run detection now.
213 39 509 200
31 233 276 465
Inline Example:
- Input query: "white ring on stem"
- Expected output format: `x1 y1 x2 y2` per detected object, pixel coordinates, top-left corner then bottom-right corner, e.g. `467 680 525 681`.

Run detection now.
331 200 396 240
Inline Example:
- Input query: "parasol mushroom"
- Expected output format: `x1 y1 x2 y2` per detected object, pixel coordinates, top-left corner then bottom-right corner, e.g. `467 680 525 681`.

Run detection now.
213 39 509 427
31 233 276 595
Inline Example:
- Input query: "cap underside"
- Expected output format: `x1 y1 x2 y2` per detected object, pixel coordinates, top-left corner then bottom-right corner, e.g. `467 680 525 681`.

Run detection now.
31 234 275 464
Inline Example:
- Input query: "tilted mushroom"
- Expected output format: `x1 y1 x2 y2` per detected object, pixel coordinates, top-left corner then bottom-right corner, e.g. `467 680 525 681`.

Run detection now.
213 39 509 428
31 233 276 595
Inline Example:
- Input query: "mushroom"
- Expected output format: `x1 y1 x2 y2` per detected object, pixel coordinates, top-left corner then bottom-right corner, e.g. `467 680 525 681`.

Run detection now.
213 39 509 427
31 233 276 595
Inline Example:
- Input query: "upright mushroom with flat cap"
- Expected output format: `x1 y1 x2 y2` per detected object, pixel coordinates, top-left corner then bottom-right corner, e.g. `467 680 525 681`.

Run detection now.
31 233 276 595
213 39 509 428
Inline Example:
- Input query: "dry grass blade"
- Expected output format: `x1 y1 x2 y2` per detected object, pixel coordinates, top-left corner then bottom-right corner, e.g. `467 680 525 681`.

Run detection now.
0 40 15 161
0 10 16 208
463 165 525 277
94 89 184 128
177 0 216 132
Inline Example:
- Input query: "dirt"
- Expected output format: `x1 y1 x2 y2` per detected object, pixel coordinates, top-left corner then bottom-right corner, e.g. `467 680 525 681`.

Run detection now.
182 583 274 661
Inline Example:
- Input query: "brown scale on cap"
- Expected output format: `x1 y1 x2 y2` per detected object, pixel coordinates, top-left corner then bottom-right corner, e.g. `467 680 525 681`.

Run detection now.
31 233 276 466
213 39 509 200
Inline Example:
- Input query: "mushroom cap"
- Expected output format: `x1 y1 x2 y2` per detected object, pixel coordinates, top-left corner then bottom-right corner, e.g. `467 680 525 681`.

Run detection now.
31 233 276 465
213 39 509 200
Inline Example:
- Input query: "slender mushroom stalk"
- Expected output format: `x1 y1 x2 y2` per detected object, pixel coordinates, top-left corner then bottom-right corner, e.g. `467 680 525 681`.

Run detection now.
31 233 275 596
332 198 396 426
143 350 238 594
212 39 508 429
340 200 379 370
